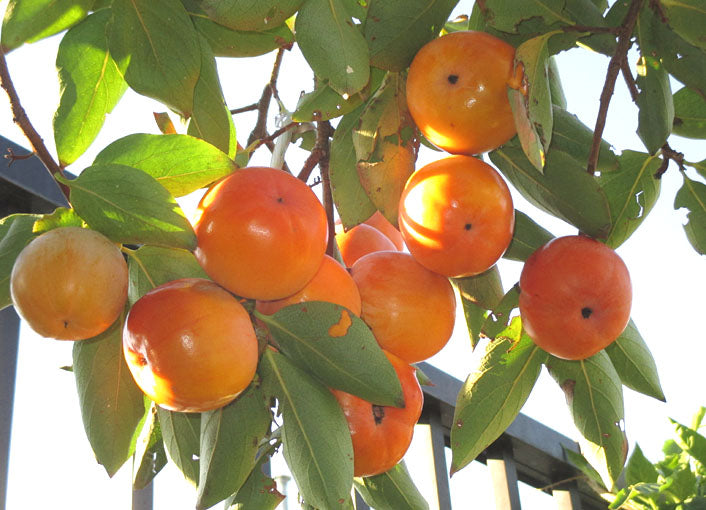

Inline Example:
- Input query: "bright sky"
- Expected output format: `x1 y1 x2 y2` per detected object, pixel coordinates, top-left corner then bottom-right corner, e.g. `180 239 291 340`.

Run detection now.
1 2 704 509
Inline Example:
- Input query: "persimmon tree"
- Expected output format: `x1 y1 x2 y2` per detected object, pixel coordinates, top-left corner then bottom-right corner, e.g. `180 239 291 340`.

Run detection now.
0 1 705 509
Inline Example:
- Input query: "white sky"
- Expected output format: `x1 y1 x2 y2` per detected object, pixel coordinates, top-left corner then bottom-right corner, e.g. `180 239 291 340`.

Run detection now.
1 2 704 509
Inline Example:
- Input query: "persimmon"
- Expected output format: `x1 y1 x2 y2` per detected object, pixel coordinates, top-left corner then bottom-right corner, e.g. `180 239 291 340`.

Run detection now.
519 235 632 360
398 155 514 278
255 254 362 316
332 351 423 477
406 30 519 155
335 223 397 267
193 167 328 300
10 226 128 341
364 210 405 251
351 251 456 363
123 278 258 412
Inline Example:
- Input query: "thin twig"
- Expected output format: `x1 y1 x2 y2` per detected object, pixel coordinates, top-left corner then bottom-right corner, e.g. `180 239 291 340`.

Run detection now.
561 25 620 34
586 0 644 175
0 46 67 191
4 147 33 166
247 47 286 148
620 56 640 103
251 122 299 151
229 103 259 115
315 121 336 258
654 142 685 179
297 122 333 183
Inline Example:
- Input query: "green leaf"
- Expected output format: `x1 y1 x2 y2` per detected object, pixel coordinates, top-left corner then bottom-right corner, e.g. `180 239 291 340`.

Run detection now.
73 316 149 477
692 406 706 430
546 351 627 489
635 55 674 155
354 461 429 510
674 174 706 255
509 32 555 172
673 86 706 139
549 105 620 174
260 349 354 510
32 207 85 234
480 0 573 33
363 0 458 72
132 403 168 490
481 284 520 341
54 9 127 166
224 449 284 510
450 318 546 473
671 419 706 466
503 209 554 262
626 443 658 486
256 301 403 407
1 0 93 51
295 0 370 97
562 0 616 54
95 134 236 197
353 72 416 226
200 0 303 31
59 164 197 250
0 214 41 309
196 385 272 510
108 0 201 116
126 245 208 305
563 448 607 491
183 0 293 58
599 150 662 248
489 141 612 239
661 0 706 50
293 68 385 123
330 105 377 229
157 407 201 486
605 320 665 402
453 266 504 349
187 33 237 157
547 56 567 108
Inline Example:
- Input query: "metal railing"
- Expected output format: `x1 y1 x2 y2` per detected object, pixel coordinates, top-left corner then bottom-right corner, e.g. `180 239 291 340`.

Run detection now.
0 136 608 510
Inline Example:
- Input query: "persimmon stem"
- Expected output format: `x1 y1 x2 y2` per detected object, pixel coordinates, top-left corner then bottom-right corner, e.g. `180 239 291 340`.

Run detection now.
247 47 286 149
586 0 643 176
0 45 69 199
654 143 685 179
314 120 336 258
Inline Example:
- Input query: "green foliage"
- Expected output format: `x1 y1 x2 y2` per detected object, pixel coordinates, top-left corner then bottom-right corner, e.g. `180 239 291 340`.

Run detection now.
1 0 705 507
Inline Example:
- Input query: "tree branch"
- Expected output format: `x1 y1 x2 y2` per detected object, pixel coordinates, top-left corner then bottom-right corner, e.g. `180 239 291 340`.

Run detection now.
315 121 336 258
247 47 286 149
0 46 67 191
586 0 644 175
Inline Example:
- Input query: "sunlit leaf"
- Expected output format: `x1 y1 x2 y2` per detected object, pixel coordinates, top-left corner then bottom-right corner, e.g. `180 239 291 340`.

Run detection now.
450 318 546 473
94 134 236 197
200 0 303 31
73 316 148 477
671 419 706 466
480 0 572 33
625 443 657 486
453 266 504 349
481 284 520 340
256 301 403 407
225 448 284 510
503 209 554 262
58 164 197 250
54 9 128 166
1 0 92 51
132 402 168 490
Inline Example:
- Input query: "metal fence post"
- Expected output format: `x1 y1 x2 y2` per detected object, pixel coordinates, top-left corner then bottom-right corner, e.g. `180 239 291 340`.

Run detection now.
0 306 20 510
487 441 522 510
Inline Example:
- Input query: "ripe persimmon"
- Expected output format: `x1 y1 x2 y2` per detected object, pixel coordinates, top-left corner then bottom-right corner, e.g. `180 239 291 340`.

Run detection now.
399 155 514 278
364 211 405 251
193 167 328 300
335 223 397 267
519 235 632 360
351 251 456 363
255 254 362 316
406 30 519 155
332 351 423 477
10 227 128 341
123 278 258 412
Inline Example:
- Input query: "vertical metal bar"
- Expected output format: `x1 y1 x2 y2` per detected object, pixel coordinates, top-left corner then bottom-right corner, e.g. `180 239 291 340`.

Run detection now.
428 413 452 510
131 483 153 510
355 489 370 510
0 306 20 510
553 485 583 510
486 442 522 510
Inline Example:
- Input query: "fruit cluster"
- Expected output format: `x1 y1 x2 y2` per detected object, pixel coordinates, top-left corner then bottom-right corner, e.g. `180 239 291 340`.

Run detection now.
8 29 633 484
